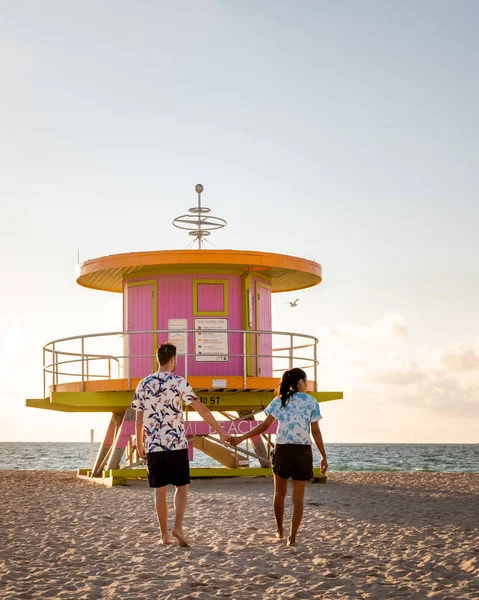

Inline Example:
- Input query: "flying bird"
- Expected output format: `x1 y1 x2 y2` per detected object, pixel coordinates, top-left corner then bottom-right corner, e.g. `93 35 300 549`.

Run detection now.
283 298 299 308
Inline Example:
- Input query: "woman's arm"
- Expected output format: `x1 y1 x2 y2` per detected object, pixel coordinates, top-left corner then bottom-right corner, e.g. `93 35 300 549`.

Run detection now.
189 397 231 444
229 414 276 447
311 421 328 474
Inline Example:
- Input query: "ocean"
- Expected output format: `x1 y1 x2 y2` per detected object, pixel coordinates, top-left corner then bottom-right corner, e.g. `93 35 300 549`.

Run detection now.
0 443 477 472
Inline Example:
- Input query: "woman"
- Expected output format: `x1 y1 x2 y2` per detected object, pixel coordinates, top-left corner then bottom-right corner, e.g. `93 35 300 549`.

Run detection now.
230 368 328 546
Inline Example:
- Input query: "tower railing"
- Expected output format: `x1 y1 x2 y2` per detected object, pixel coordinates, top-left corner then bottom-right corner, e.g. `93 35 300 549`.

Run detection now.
42 329 319 397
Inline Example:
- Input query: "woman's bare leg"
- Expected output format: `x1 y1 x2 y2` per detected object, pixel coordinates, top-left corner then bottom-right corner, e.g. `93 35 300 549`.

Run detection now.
289 479 307 546
273 474 288 538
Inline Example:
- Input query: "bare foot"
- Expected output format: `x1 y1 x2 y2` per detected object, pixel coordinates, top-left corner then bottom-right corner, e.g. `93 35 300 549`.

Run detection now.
172 528 190 547
275 528 284 539
287 536 296 547
160 537 171 546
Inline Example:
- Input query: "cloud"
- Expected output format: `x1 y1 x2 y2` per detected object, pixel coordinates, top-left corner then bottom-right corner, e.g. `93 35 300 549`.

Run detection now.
370 362 427 385
440 343 479 372
316 314 479 422
375 312 409 341
325 312 408 345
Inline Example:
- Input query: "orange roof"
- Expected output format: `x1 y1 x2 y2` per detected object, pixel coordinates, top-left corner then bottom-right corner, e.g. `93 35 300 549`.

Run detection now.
76 249 322 293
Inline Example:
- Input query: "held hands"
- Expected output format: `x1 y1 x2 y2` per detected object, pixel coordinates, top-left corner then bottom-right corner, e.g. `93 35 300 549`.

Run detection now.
219 431 232 445
228 435 245 448
218 432 244 447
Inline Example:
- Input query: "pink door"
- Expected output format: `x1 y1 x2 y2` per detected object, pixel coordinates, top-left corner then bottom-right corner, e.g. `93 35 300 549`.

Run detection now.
126 283 156 379
256 282 272 377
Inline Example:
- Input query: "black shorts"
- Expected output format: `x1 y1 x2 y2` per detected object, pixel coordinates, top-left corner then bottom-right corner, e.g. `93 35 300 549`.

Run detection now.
146 449 190 488
271 444 313 481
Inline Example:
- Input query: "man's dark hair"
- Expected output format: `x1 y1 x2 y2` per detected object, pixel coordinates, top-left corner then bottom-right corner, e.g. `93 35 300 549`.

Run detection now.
157 343 177 366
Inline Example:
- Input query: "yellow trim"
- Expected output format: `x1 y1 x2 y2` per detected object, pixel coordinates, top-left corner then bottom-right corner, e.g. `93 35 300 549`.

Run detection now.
125 279 158 289
125 279 158 371
124 266 245 279
255 281 272 377
26 390 343 412
250 272 271 284
98 467 327 481
192 279 229 316
242 271 255 376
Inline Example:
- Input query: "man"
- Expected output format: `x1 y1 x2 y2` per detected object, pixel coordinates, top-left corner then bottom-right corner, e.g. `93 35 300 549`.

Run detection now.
132 342 230 547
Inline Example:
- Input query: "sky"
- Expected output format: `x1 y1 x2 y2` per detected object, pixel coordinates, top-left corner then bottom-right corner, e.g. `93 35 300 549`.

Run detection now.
1 0 478 443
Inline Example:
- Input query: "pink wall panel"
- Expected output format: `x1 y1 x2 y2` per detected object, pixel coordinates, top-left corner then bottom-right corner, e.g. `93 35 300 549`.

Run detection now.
126 284 154 379
124 273 244 379
122 419 278 436
158 273 243 377
122 418 278 461
254 279 273 377
197 283 224 312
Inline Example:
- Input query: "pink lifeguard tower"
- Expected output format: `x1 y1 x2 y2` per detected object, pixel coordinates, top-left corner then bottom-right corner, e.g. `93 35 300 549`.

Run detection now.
26 185 342 484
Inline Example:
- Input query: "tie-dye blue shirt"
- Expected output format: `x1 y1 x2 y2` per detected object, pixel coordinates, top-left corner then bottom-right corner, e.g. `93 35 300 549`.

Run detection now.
264 393 322 445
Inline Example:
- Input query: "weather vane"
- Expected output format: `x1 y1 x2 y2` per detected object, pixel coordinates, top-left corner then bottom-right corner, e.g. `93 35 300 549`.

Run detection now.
172 184 227 249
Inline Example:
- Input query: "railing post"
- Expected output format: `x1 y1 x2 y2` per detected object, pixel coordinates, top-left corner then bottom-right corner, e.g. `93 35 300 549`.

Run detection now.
185 331 188 381
81 337 85 392
42 347 46 397
257 331 261 376
314 338 318 391
243 331 247 388
108 357 111 380
127 332 131 390
52 342 56 392
43 347 46 398
90 429 94 470
289 334 293 369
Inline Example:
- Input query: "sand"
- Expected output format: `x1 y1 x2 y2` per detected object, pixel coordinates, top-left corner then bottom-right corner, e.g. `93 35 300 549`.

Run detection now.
0 471 478 600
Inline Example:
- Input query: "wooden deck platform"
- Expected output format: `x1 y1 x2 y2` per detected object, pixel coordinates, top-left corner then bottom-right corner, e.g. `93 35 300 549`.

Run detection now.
27 384 343 413
77 467 328 487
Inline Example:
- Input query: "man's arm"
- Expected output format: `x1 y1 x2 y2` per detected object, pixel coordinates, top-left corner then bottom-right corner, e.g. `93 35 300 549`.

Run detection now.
188 398 230 444
229 414 276 447
135 411 146 460
311 420 328 474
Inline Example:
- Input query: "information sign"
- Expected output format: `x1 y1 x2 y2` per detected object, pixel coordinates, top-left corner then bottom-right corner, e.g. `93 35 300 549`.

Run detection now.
194 318 229 362
168 318 188 355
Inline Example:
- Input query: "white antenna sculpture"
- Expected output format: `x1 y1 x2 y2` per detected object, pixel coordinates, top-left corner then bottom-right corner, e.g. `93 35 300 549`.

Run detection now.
172 184 227 249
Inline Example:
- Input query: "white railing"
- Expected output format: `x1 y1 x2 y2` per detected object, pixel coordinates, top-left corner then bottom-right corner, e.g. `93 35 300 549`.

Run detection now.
43 329 318 396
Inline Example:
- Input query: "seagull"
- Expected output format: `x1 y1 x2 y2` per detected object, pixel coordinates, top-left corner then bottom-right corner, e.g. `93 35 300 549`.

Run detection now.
283 298 299 307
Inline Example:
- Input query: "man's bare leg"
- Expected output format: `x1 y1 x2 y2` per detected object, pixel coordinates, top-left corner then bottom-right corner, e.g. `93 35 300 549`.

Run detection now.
288 479 307 546
155 486 170 545
171 484 190 547
273 474 288 539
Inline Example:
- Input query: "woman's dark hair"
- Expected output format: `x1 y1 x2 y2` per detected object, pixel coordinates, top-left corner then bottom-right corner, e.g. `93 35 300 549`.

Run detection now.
157 343 177 366
278 368 307 408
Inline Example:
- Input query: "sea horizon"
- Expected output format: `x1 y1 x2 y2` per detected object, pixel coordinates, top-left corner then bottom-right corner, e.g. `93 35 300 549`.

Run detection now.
1 442 477 473
1 441 477 445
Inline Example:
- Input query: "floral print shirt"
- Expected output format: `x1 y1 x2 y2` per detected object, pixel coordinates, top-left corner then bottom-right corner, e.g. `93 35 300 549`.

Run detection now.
131 371 197 453
264 392 322 445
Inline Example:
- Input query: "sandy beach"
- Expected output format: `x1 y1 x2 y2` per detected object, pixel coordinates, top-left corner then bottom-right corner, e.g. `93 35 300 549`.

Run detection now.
0 471 478 600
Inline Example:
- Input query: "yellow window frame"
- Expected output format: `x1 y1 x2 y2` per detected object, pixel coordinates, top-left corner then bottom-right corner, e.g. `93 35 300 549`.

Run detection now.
193 279 229 316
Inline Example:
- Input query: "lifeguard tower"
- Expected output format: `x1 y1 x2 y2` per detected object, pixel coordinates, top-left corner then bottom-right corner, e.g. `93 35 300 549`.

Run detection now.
26 185 342 485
